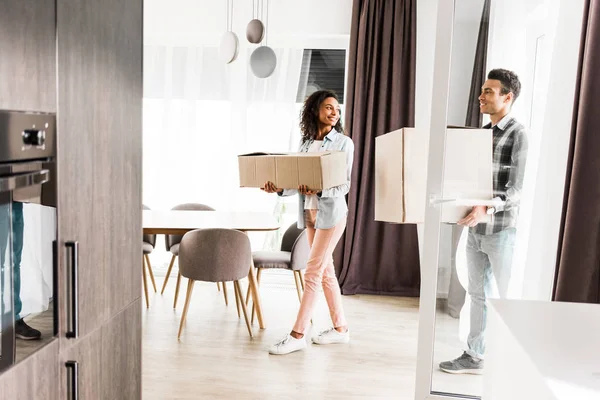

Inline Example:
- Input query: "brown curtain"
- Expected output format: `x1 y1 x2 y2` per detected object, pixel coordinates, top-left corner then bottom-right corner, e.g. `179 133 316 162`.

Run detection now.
465 0 491 127
334 0 419 296
553 0 600 303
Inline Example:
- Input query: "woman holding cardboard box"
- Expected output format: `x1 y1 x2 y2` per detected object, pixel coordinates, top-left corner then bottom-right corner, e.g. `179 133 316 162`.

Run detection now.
261 89 354 355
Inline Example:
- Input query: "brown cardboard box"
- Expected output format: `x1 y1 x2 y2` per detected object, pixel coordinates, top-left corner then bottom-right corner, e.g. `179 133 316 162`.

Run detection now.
238 151 347 190
375 127 493 223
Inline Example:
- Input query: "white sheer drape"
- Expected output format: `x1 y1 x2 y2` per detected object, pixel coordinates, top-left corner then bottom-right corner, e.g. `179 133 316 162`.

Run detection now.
20 204 55 316
143 45 304 255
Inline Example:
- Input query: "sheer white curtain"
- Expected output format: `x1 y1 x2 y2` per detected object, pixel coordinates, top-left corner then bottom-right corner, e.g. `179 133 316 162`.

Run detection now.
143 45 304 255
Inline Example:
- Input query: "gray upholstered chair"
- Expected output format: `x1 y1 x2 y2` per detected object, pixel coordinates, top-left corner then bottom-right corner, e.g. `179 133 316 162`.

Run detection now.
160 203 227 308
246 223 309 321
142 204 158 308
177 228 253 339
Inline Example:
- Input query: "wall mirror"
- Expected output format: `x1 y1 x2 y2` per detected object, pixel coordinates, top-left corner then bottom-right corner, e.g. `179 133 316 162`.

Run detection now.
415 0 586 398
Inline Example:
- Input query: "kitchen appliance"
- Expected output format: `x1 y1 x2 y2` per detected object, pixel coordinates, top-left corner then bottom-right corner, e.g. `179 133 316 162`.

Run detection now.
0 110 56 371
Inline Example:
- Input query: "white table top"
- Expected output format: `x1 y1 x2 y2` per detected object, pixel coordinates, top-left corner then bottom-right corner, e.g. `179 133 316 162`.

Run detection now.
142 210 280 235
487 299 600 400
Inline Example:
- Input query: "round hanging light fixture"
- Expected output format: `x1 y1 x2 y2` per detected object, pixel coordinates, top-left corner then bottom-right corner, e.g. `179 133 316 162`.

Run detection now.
218 0 239 64
249 0 276 78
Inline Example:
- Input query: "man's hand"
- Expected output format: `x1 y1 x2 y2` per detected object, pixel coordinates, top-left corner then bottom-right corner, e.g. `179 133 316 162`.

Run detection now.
298 184 318 196
457 205 487 227
261 181 283 193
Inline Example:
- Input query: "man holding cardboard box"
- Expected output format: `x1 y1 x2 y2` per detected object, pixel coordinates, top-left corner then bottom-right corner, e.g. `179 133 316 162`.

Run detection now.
260 90 354 355
440 69 528 374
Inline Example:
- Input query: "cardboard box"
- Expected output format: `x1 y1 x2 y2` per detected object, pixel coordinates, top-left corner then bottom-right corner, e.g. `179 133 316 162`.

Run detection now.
374 127 493 223
238 151 347 190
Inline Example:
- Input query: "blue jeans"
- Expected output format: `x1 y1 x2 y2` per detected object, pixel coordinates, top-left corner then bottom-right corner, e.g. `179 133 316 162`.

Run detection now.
0 202 23 321
466 227 516 359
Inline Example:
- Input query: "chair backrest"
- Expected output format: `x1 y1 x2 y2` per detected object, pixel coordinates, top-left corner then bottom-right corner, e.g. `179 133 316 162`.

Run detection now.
280 223 303 252
165 203 215 250
142 204 157 247
178 228 251 282
290 230 310 270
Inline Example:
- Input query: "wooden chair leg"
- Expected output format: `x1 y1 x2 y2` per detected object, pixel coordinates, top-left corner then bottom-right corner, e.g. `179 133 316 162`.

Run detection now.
217 282 221 292
173 272 182 309
160 254 177 294
177 279 195 339
233 282 241 318
144 254 157 292
142 256 149 308
222 281 229 306
246 267 262 306
234 280 253 338
251 268 262 324
293 270 303 303
299 270 305 291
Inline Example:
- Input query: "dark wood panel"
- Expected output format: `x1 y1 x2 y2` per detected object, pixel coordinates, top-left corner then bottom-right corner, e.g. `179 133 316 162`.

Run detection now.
99 0 143 316
57 0 143 342
0 0 56 112
0 340 59 400
58 328 103 400
56 0 109 342
101 299 142 400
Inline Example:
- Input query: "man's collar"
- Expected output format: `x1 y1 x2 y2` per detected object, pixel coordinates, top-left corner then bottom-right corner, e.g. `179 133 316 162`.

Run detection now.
492 113 512 131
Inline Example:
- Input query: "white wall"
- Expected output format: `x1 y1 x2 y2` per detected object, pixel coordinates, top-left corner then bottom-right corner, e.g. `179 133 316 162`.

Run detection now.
144 0 352 49
519 0 586 300
447 0 486 126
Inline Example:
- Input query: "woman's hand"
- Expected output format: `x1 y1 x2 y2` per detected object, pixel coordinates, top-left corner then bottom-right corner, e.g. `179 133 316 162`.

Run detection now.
298 184 319 196
261 181 283 194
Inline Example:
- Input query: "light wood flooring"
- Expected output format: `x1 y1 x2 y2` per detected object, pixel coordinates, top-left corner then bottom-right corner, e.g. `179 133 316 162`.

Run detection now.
15 301 55 363
142 265 481 399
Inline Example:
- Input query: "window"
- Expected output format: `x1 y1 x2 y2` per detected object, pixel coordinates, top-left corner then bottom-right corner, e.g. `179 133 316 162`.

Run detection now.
296 49 346 102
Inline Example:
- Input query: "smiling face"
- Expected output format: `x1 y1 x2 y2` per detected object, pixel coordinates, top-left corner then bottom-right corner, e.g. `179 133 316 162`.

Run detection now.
317 97 341 129
479 79 514 118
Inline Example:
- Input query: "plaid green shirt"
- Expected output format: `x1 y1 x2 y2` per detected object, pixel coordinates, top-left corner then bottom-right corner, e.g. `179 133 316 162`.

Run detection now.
474 115 528 235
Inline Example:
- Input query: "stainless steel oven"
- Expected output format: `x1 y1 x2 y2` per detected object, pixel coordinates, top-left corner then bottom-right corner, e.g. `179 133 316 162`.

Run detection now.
0 110 56 371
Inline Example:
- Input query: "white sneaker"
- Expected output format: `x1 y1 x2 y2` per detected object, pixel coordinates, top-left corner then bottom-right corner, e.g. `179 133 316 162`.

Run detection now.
311 327 350 345
268 334 307 355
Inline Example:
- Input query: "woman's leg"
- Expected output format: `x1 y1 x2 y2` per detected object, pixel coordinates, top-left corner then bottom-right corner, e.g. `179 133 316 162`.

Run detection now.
292 216 346 335
321 252 347 331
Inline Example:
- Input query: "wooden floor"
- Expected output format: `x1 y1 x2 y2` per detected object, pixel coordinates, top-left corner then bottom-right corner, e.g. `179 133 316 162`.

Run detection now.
142 267 480 399
15 302 55 363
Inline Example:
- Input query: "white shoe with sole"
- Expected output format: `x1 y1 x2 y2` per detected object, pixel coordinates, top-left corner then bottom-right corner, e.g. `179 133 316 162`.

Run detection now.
311 327 350 345
268 334 307 355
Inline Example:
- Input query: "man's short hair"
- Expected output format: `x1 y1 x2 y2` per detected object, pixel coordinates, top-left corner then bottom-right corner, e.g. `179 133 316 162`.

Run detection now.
488 68 521 103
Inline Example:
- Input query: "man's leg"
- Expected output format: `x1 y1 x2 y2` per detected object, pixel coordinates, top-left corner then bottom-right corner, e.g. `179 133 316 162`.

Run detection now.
465 230 492 359
440 229 489 374
12 202 41 340
12 202 23 321
481 227 516 299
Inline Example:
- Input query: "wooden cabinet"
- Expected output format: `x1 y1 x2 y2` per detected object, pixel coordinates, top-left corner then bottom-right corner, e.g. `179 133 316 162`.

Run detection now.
58 300 141 400
0 341 59 400
100 300 142 400
0 0 56 112
55 0 143 398
56 0 143 342
0 0 142 397
58 329 103 400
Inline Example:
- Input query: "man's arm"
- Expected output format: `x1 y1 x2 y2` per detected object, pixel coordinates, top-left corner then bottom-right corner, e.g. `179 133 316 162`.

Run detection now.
493 129 528 213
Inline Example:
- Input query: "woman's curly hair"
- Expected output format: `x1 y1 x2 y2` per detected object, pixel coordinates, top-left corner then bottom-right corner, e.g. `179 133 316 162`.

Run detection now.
299 90 344 143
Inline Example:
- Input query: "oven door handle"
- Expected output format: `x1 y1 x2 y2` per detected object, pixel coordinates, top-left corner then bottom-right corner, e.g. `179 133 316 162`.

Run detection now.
0 170 50 193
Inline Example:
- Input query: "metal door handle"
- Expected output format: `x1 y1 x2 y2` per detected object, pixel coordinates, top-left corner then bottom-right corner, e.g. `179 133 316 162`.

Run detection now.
66 241 79 338
65 361 79 400
0 169 49 193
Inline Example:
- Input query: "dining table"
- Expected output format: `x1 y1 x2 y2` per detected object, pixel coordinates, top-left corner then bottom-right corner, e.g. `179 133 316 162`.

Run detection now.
142 209 280 330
